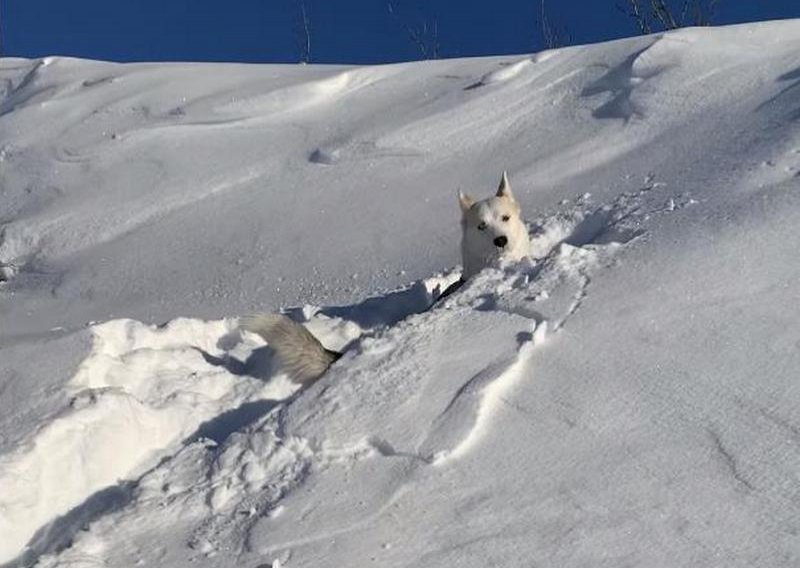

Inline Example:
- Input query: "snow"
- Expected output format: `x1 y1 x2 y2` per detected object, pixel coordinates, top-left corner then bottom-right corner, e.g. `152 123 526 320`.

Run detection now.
2 19 800 567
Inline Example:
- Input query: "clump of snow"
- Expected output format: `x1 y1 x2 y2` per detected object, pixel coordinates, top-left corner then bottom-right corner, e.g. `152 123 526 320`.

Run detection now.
0 262 16 282
0 318 297 563
3 18 800 568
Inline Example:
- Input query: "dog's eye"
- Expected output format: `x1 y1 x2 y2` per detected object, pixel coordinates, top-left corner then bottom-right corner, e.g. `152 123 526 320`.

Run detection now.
477 222 487 231
501 215 510 222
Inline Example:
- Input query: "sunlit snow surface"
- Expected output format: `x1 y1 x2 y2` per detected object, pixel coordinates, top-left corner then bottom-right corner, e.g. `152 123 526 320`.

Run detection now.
2 20 800 567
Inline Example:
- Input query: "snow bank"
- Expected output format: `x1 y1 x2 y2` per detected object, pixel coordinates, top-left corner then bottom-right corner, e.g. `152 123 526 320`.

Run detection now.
3 18 800 568
0 318 296 563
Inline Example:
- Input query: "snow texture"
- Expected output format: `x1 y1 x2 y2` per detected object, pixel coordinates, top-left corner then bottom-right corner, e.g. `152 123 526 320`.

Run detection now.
3 19 800 568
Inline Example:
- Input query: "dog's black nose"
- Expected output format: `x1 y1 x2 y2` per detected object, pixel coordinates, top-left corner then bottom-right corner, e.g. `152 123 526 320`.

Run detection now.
494 236 508 248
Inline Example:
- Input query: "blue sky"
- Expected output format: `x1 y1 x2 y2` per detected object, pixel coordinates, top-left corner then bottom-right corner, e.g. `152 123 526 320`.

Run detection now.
2 1 799 64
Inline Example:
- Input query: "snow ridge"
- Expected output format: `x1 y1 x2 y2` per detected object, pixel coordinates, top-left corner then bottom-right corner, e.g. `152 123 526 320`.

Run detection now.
16 186 646 567
422 319 546 465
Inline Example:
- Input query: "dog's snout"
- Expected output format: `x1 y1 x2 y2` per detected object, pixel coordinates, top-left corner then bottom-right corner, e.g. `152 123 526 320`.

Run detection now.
493 236 508 248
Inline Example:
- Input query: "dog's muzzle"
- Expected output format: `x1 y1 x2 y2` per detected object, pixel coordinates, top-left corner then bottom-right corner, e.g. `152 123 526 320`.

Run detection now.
493 235 508 248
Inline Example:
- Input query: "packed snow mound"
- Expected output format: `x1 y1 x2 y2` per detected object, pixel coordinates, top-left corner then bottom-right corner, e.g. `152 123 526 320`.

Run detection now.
3 18 800 568
32 213 621 568
0 317 298 564
3 189 637 566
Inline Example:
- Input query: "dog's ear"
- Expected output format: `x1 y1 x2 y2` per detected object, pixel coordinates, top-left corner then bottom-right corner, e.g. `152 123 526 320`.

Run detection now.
496 171 515 200
458 190 475 213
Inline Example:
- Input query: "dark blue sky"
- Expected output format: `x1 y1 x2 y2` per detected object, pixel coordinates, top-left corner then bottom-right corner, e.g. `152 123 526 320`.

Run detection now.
2 1 799 64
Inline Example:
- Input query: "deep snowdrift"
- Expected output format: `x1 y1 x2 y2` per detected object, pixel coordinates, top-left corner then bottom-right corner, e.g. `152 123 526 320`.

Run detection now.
2 19 800 568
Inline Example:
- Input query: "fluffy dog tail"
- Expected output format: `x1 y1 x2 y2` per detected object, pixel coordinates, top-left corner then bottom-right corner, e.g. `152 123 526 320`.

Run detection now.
240 314 340 384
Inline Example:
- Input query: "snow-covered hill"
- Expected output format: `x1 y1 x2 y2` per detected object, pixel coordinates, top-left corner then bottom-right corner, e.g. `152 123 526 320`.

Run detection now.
2 19 800 567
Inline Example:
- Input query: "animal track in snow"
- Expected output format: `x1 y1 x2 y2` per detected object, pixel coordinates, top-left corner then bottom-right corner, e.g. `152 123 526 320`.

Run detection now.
529 177 690 259
477 177 689 334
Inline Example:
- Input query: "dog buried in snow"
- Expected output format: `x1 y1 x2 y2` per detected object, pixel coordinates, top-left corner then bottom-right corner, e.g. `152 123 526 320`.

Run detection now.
241 171 531 385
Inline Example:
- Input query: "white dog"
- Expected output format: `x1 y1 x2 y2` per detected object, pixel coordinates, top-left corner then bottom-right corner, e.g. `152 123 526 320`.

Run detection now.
242 172 531 384
458 171 531 280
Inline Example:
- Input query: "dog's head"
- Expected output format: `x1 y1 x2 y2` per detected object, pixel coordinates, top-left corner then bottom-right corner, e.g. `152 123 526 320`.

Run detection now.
458 172 530 279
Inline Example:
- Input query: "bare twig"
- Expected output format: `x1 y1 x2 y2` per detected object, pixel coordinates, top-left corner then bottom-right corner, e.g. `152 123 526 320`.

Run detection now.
537 0 569 49
622 0 721 35
294 0 312 63
621 0 653 34
387 0 439 59
650 0 678 29
431 19 440 59
679 0 692 26
539 0 556 49
695 0 720 25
